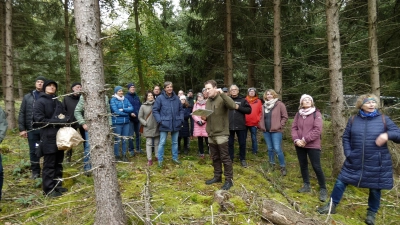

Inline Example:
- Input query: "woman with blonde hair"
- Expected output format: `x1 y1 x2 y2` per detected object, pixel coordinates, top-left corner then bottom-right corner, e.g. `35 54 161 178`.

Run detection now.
291 94 327 202
258 89 288 175
318 94 400 225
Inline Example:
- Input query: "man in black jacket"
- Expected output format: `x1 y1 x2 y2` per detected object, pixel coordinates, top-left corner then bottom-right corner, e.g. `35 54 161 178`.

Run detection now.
33 80 69 197
18 76 46 179
228 85 252 167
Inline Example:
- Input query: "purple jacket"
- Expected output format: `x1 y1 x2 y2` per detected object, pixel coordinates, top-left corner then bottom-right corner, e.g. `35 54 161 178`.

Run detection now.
291 110 323 149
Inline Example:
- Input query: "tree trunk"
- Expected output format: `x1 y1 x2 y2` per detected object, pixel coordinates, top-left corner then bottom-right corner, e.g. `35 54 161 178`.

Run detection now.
73 0 127 224
14 51 23 99
1 1 6 99
134 0 145 97
273 0 282 99
326 0 346 176
5 0 16 129
64 0 71 92
246 0 256 88
224 0 233 86
368 0 380 97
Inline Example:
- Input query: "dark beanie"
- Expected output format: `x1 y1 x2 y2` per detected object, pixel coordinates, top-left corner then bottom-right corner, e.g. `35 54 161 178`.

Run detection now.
71 82 81 90
127 83 135 89
36 76 47 82
43 80 58 91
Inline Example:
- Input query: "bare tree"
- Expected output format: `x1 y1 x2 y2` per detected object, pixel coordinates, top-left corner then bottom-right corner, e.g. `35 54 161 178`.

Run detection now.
224 0 233 86
326 0 346 176
368 0 380 97
273 0 282 99
73 0 127 224
5 0 16 128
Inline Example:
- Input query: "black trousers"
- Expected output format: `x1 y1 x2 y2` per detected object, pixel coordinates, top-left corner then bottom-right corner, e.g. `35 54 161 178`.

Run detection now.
42 151 64 194
295 146 326 189
28 129 41 175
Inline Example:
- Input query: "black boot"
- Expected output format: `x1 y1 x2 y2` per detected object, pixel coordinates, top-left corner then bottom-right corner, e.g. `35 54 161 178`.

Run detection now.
221 180 233 190
317 202 337 214
365 210 376 225
205 177 222 185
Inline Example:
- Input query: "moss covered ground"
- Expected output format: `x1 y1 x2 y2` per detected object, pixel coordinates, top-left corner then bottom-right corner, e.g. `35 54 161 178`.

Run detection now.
0 118 399 224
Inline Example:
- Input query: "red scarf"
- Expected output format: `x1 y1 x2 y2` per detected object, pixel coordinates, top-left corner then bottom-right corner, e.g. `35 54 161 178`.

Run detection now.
246 96 258 104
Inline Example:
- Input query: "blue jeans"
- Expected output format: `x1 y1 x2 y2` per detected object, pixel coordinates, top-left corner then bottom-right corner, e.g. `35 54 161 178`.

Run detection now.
330 179 381 213
113 123 130 157
83 131 91 171
0 154 3 200
263 132 285 167
246 126 258 154
158 131 179 162
228 129 247 161
128 120 141 153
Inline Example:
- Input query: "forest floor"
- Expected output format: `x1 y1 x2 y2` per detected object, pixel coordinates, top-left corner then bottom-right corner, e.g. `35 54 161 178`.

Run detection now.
0 118 399 224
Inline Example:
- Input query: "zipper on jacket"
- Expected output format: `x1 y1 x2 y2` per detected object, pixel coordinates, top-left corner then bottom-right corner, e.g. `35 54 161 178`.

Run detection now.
357 118 366 187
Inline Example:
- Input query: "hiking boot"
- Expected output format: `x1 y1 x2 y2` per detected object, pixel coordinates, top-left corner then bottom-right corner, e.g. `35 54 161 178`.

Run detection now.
147 160 153 166
205 177 222 185
319 188 328 202
317 202 337 214
46 191 63 198
31 173 40 180
298 183 311 193
172 159 181 165
158 161 163 168
241 160 248 168
221 181 233 190
365 210 376 225
280 167 287 176
55 187 68 193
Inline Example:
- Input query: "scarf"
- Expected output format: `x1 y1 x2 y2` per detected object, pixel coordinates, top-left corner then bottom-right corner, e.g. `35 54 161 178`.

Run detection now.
196 100 206 105
299 107 316 119
264 98 279 113
246 96 258 104
359 109 379 118
113 94 124 101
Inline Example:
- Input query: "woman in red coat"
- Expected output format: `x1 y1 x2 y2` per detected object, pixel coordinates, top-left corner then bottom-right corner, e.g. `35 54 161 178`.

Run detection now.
245 87 262 154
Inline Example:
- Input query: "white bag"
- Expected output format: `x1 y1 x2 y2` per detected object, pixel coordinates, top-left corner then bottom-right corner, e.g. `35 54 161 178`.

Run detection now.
56 127 85 151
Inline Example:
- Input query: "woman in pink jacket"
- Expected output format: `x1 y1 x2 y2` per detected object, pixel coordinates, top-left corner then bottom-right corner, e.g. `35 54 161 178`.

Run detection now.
291 94 327 202
192 93 208 158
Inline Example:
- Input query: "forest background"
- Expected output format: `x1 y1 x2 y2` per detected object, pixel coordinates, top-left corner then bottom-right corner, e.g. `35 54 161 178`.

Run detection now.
0 0 400 224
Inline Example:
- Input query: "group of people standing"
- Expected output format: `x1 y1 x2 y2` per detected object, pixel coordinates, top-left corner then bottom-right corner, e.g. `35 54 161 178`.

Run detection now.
14 76 400 225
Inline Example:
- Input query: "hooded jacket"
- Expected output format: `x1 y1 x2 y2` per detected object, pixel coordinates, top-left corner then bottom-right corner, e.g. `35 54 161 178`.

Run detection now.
152 90 184 132
338 113 400 189
33 92 69 154
291 110 323 149
228 95 252 130
192 100 208 137
125 92 142 123
110 96 134 125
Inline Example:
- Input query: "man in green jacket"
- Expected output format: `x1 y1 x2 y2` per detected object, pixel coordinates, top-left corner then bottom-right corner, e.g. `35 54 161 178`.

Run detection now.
202 80 237 190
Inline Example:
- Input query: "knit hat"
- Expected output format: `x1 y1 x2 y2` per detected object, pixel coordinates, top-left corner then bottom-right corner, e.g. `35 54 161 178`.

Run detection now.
188 89 193 93
180 95 187 100
43 80 58 91
127 83 135 89
71 82 81 90
36 76 47 82
248 87 256 93
300 94 313 105
114 86 123 94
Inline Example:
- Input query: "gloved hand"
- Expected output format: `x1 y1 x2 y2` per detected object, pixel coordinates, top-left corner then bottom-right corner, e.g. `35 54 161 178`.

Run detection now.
197 121 204 126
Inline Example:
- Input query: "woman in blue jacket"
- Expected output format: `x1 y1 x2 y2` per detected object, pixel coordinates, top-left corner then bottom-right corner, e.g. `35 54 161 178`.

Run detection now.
110 86 133 161
317 94 400 225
